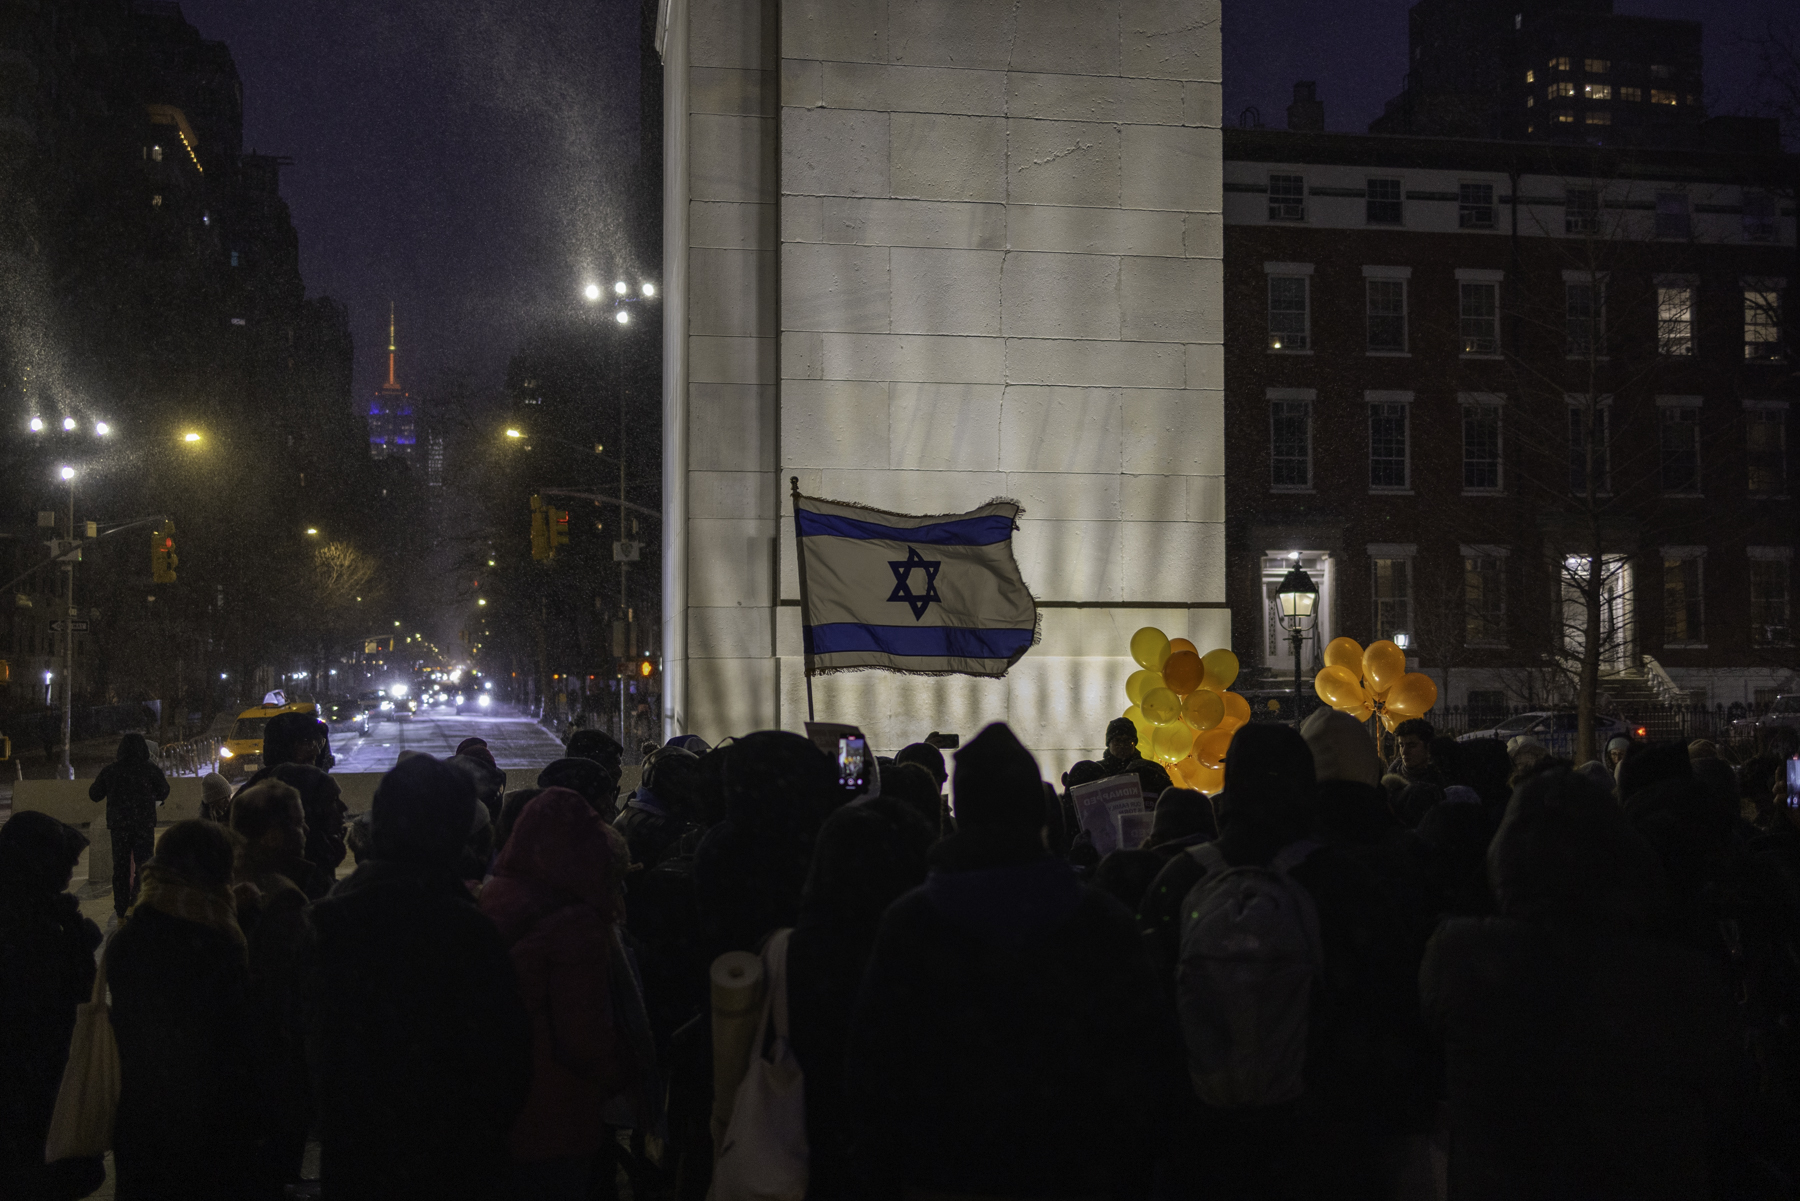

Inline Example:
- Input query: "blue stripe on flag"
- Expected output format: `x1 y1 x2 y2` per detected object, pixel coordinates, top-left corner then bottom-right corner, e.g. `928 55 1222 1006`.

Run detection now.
795 510 1015 546
806 623 1034 660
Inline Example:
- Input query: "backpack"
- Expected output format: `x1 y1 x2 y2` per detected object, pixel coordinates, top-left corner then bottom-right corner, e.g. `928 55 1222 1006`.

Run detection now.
1176 840 1322 1108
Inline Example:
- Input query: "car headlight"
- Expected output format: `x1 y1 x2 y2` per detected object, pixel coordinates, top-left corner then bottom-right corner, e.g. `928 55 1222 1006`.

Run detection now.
478 694 490 707
219 746 233 758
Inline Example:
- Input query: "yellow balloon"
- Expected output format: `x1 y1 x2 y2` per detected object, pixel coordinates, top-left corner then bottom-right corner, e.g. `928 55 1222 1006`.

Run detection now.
1182 688 1224 731
1192 762 1225 796
1130 627 1172 671
1386 672 1439 719
1200 648 1239 692
1168 637 1198 658
1141 686 1182 725
1363 639 1407 694
1313 664 1364 710
1123 705 1152 744
1222 692 1250 726
1323 637 1365 673
1151 722 1192 764
1195 724 1235 768
1125 669 1163 707
1380 710 1400 733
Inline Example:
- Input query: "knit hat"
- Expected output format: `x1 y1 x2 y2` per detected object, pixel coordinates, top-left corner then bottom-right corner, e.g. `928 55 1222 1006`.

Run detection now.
1300 707 1382 788
455 737 498 771
1216 723 1316 842
201 771 234 812
951 723 1044 830
566 729 624 766
1105 717 1138 747
371 753 478 869
1148 787 1216 847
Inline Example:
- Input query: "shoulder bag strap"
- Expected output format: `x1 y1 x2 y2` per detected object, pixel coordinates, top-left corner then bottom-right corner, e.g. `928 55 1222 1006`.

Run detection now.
765 928 793 1046
1185 840 1227 877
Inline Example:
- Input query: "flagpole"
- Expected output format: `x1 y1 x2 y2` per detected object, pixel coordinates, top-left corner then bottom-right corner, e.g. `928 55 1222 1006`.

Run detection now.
790 477 816 722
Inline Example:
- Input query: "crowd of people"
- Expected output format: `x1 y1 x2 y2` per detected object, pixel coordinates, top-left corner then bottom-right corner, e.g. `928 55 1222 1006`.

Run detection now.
2 704 1800 1200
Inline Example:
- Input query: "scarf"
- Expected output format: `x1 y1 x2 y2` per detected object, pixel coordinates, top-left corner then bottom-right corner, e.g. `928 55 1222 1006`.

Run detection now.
129 864 248 958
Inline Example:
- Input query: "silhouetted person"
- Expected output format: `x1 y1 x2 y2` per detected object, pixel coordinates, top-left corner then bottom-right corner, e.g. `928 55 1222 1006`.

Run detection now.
89 732 169 918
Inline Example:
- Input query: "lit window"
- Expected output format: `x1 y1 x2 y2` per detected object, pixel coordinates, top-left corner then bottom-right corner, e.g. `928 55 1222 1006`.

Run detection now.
1554 110 1575 123
1584 110 1611 125
1746 287 1783 360
1366 279 1407 352
1270 401 1312 489
1369 402 1410 490
151 145 163 162
1525 69 1536 84
1746 407 1787 497
1657 285 1695 356
1464 556 1507 645
1568 401 1610 495
1462 402 1503 491
1372 558 1412 640
1267 276 1309 351
1585 58 1609 73
1548 81 1575 98
1459 183 1495 228
1744 192 1777 242
1526 95 1535 108
1659 405 1702 494
1565 188 1599 234
1655 192 1690 239
1566 281 1604 354
1651 89 1678 105
1663 556 1704 645
1460 282 1500 354
1619 86 1642 102
1750 557 1792 646
1550 56 1571 71
151 194 162 206
1268 174 1306 221
1366 178 1403 225
1585 82 1612 99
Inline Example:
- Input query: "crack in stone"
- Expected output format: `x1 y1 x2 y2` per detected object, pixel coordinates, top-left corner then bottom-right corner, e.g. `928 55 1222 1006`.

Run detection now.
1016 140 1095 172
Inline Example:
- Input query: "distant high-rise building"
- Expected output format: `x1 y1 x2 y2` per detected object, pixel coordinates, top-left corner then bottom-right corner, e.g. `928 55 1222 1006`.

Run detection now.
368 303 416 462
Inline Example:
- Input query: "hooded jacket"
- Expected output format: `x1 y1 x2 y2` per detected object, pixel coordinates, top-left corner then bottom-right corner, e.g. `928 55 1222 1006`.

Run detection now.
1420 770 1742 1201
478 788 633 1161
89 734 169 829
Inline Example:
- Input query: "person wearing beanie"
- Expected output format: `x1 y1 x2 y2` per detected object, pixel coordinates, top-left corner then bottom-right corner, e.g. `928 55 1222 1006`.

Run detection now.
848 723 1169 1200
1137 723 1420 1198
1146 786 1218 859
201 770 235 823
450 745 507 827
303 754 531 1201
538 757 621 820
1099 716 1141 775
894 740 948 790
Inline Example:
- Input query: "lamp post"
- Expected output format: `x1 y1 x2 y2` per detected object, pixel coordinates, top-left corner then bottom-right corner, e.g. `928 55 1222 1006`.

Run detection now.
58 466 77 779
1276 565 1319 724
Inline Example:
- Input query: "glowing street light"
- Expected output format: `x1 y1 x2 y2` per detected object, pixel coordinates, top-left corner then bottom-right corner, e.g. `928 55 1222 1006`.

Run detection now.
59 465 74 481
505 428 522 439
614 310 630 325
28 417 43 432
94 421 110 436
583 283 601 301
477 598 487 606
305 528 319 536
613 280 628 296
61 417 76 431
183 432 202 443
641 282 656 298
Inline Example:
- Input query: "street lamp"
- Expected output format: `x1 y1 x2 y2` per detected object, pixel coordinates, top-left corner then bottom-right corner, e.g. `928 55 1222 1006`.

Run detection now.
183 431 202 443
54 466 78 779
641 282 655 298
505 428 522 439
614 310 629 325
305 528 319 536
61 417 75 431
583 283 601 301
28 417 43 432
613 280 628 296
1276 565 1319 722
94 421 110 436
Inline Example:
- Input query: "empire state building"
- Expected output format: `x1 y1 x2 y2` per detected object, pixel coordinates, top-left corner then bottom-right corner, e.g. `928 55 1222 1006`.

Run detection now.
367 304 416 462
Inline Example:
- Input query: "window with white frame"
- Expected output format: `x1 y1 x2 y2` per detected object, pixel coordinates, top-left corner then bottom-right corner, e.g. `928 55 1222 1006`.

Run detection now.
1366 178 1403 225
1270 397 1313 490
1369 398 1411 490
1461 396 1503 492
1658 400 1702 494
1459 183 1496 229
1268 275 1310 351
1566 277 1604 355
1370 552 1413 643
1657 281 1695 356
1366 278 1408 352
1655 192 1691 239
1269 174 1306 221
1459 279 1500 354
1662 549 1705 646
1463 549 1508 646
1746 403 1788 497
1568 397 1611 496
1745 282 1783 361
1750 550 1792 646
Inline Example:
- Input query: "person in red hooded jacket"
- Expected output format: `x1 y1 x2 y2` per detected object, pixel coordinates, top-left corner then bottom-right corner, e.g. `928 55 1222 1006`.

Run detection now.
479 787 636 1200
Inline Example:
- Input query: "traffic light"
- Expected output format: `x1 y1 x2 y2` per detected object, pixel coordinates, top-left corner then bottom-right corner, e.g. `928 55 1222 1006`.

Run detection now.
548 505 570 553
638 656 655 680
530 495 550 560
151 522 178 583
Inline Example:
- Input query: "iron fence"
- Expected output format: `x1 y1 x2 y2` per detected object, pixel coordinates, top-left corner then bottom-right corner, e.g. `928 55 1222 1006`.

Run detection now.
157 736 220 778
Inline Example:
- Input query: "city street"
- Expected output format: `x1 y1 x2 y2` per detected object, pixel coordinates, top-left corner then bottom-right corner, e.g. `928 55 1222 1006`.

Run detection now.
329 704 566 781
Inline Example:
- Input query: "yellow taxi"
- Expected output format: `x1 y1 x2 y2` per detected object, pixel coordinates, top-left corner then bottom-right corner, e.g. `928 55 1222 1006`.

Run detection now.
219 698 321 781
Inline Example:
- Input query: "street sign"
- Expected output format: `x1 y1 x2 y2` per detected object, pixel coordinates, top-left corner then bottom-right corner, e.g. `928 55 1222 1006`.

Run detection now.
49 620 89 632
613 540 641 562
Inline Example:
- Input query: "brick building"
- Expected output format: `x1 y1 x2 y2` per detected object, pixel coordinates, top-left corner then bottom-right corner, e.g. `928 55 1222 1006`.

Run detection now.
1223 125 1798 715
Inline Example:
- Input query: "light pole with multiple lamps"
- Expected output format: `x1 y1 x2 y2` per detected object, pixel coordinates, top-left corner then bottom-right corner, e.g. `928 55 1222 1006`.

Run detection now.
1276 565 1320 724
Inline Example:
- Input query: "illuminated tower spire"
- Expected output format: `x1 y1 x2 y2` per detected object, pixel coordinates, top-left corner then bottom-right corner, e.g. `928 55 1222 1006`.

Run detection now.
386 301 398 389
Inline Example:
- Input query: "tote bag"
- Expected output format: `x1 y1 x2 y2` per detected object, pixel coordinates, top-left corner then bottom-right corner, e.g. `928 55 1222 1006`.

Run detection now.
45 944 121 1162
710 928 807 1201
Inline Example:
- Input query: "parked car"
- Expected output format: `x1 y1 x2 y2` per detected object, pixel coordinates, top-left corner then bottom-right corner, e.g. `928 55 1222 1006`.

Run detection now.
1458 710 1630 759
1732 694 1800 743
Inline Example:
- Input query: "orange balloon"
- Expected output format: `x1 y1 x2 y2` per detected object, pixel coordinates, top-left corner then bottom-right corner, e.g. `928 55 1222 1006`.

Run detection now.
1379 710 1400 733
1314 665 1364 710
1169 638 1198 658
1162 650 1204 696
1192 762 1225 796
1385 672 1439 719
1363 639 1407 693
1195 725 1235 768
1222 691 1251 726
1173 755 1203 786
1323 637 1365 673
1183 688 1224 731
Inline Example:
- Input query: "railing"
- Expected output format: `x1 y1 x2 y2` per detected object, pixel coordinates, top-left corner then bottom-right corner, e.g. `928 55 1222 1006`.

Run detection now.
157 736 220 778
1640 655 1687 708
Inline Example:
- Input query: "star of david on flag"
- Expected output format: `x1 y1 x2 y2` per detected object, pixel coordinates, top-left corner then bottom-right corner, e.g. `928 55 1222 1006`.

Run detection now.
791 483 1039 678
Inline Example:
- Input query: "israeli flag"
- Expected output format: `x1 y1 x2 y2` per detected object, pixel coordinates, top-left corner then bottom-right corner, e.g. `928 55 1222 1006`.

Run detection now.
793 489 1039 678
